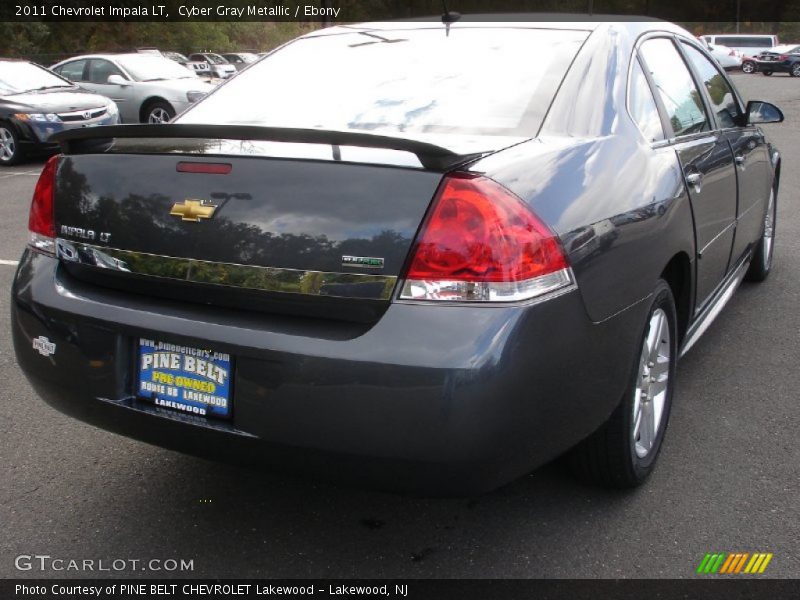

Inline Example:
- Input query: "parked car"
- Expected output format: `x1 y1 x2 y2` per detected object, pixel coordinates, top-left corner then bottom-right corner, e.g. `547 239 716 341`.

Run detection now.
162 51 212 78
700 34 779 59
14 19 783 494
221 52 259 71
0 59 118 166
187 53 236 79
701 41 742 69
749 44 800 76
50 53 214 123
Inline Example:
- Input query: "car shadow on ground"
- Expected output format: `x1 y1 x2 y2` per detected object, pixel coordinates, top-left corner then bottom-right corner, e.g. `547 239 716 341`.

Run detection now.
63 440 647 578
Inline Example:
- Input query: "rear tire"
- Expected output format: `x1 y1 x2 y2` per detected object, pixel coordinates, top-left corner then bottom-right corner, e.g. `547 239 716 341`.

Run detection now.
763 71 773 76
569 280 677 488
742 61 755 74
0 123 25 166
746 187 777 282
791 63 800 77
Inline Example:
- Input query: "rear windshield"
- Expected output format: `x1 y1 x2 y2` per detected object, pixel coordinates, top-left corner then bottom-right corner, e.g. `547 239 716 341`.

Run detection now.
179 27 589 137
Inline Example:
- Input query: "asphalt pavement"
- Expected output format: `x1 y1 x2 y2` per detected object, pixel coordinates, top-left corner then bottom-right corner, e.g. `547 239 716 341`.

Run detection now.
1 73 798 579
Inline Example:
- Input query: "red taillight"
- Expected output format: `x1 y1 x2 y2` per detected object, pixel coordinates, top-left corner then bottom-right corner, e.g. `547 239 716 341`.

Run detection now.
400 173 572 302
779 54 788 60
28 155 59 255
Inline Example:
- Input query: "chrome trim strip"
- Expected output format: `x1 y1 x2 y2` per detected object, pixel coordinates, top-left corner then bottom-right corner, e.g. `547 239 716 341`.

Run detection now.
56 239 397 301
698 219 737 258
57 107 108 121
680 253 750 358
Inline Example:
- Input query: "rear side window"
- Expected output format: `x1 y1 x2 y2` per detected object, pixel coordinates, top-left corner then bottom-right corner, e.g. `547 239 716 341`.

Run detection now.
179 28 589 137
628 58 664 142
56 60 86 82
681 43 741 129
640 38 709 137
715 36 774 48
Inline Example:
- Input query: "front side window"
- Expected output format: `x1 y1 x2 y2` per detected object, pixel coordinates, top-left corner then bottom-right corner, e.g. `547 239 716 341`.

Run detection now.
628 58 664 142
87 59 124 84
640 38 709 137
179 27 589 137
682 43 741 129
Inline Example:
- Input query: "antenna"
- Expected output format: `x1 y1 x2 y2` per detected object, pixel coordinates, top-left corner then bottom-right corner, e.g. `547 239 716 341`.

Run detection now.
441 0 461 36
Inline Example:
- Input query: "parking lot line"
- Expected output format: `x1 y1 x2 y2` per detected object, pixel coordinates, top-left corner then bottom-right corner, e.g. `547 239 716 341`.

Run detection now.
0 259 19 266
0 170 40 179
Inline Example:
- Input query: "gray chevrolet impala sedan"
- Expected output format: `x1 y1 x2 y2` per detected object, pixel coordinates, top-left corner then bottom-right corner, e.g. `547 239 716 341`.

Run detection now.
12 18 783 494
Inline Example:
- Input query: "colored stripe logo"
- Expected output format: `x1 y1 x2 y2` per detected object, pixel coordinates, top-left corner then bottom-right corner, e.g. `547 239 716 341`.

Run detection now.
697 552 773 574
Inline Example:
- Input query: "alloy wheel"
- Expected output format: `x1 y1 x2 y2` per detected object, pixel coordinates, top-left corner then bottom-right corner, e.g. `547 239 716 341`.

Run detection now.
633 308 671 458
148 107 172 124
0 127 16 162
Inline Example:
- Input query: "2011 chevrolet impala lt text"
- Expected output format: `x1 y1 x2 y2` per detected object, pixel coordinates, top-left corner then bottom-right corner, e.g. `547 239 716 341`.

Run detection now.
11 18 783 494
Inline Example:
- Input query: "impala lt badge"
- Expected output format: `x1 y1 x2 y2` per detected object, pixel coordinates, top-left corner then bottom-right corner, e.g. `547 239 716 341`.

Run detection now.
170 199 218 222
59 225 111 243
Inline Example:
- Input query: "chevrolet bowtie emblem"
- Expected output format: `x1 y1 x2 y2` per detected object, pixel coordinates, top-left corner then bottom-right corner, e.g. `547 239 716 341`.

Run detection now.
170 199 217 222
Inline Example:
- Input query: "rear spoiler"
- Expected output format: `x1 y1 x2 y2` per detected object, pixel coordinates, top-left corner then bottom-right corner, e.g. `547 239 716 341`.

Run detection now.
50 124 474 170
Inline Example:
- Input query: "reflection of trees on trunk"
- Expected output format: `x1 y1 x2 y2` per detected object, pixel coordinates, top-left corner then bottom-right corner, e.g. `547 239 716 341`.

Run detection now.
68 190 411 274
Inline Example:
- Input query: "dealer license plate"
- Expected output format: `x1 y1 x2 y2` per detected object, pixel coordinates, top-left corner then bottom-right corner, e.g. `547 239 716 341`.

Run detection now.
136 338 233 418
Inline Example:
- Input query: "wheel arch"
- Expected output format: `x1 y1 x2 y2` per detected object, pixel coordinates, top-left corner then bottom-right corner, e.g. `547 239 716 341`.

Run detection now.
660 252 692 345
139 96 173 123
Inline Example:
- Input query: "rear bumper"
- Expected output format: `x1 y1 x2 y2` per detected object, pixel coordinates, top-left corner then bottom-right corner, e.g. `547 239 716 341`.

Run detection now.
12 250 646 494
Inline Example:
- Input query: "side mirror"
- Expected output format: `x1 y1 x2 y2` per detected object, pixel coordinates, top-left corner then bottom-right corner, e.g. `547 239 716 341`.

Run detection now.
107 74 129 86
746 100 784 125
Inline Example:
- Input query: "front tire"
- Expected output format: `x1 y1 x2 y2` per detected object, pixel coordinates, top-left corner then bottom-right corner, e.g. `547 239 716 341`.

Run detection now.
144 101 175 124
746 187 777 282
763 71 773 76
0 123 25 166
791 63 800 77
742 61 755 74
569 280 677 488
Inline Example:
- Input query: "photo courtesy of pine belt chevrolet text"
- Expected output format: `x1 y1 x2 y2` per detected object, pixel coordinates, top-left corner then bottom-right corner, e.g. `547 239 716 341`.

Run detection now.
10 17 784 494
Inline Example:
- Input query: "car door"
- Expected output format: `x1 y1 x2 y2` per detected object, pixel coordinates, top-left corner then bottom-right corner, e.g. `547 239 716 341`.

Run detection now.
85 59 138 123
640 37 738 311
680 41 773 271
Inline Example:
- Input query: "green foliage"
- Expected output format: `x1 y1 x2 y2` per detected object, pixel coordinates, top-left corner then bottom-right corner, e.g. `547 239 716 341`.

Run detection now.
0 22 321 64
4 0 800 64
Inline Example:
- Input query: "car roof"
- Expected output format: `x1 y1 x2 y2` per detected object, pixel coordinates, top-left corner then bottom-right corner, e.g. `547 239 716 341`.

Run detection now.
55 53 155 62
305 15 686 40
708 33 776 39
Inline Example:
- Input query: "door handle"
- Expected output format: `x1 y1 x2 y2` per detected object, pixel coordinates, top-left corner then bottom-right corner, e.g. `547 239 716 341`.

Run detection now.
685 172 702 192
